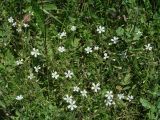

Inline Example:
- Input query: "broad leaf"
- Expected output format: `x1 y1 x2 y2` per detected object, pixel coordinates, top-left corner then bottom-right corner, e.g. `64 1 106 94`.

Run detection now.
140 98 152 109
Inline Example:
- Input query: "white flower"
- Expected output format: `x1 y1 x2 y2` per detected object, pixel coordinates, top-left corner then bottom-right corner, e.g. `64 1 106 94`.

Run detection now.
51 71 59 79
58 46 66 53
34 66 41 73
16 59 23 65
144 44 152 51
105 100 112 106
71 26 76 31
67 100 77 111
94 46 99 50
105 99 115 106
58 31 66 39
136 30 142 36
103 53 109 59
85 47 92 54
91 83 100 92
23 23 29 28
64 70 74 79
63 95 73 103
16 27 22 32
73 86 80 92
127 95 133 102
97 26 105 34
111 36 119 44
12 22 17 27
80 89 87 97
117 93 125 100
108 43 112 45
29 11 34 15
28 72 34 80
120 51 127 58
16 95 23 100
8 17 14 23
105 91 113 100
31 48 40 57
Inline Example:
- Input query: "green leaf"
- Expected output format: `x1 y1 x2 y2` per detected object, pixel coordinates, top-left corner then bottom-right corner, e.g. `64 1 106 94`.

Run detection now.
133 28 142 40
0 101 6 108
157 100 160 109
121 73 131 85
133 35 140 40
116 27 124 36
143 0 152 10
150 106 156 113
31 1 45 34
0 30 5 37
5 50 15 66
140 98 152 109
71 38 80 48
43 4 57 11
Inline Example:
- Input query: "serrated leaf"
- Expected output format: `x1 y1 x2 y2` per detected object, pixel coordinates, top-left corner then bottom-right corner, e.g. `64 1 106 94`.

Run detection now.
121 73 131 85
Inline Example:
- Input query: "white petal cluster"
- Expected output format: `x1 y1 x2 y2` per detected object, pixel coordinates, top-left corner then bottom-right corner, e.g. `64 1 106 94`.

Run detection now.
64 70 74 79
8 17 14 23
117 93 125 100
58 31 66 39
67 100 77 111
136 30 142 36
16 59 23 65
144 44 152 51
63 95 77 111
105 91 115 106
63 94 73 103
31 48 40 57
34 65 41 73
111 36 119 44
94 46 99 51
28 72 35 80
73 86 80 92
117 93 133 102
23 23 29 28
91 83 100 92
58 46 66 53
12 22 17 27
80 89 87 97
127 95 134 102
85 47 92 54
103 53 109 59
104 99 115 106
51 71 59 79
16 27 22 33
97 26 105 34
71 26 76 31
16 95 23 101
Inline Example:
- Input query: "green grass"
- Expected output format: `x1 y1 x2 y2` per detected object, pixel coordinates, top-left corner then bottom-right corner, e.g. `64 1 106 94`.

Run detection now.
0 0 160 120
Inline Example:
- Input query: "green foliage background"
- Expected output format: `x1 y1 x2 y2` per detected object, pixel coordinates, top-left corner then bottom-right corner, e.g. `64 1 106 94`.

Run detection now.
0 0 160 119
